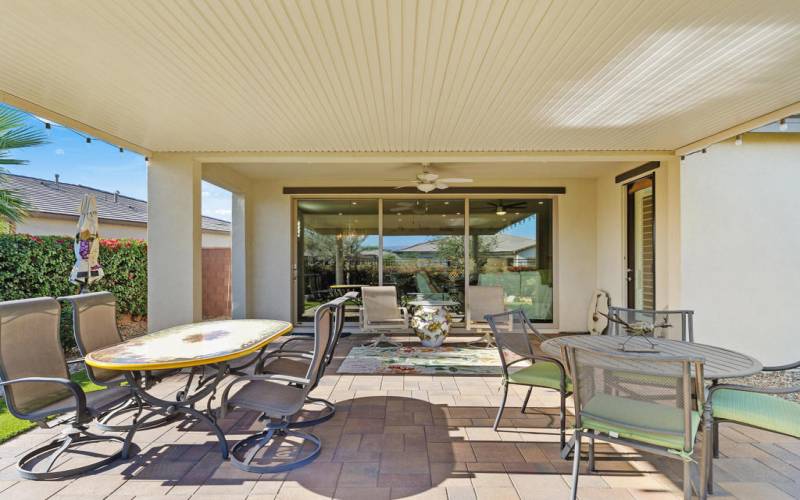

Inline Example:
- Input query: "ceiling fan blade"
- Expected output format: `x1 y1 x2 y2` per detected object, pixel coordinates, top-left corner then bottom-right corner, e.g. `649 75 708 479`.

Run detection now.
393 183 417 189
434 181 449 190
438 178 473 183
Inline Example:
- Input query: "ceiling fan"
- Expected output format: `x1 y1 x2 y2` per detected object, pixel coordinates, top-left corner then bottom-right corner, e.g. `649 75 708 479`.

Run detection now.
392 165 473 192
488 201 526 215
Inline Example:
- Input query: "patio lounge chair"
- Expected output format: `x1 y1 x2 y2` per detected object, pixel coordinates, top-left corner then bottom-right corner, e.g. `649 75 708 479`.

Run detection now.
606 306 694 342
704 360 800 494
0 297 126 480
565 346 707 500
359 285 409 347
220 300 336 472
487 310 572 452
59 291 176 431
467 285 509 347
254 293 354 426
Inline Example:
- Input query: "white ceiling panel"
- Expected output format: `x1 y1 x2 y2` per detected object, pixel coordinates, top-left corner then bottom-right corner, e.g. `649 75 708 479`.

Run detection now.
1 0 799 153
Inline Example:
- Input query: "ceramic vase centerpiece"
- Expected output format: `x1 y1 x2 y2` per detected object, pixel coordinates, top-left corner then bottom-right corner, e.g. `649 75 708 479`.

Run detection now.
411 306 452 347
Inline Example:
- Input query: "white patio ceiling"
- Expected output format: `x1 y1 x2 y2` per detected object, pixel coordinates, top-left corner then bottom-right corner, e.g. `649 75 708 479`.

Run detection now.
2 0 799 155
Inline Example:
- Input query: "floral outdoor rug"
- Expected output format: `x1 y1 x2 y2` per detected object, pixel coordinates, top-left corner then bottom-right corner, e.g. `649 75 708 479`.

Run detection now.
337 346 502 375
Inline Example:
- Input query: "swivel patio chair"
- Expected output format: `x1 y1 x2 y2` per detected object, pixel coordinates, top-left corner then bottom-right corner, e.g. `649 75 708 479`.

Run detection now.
220 301 336 472
271 291 356 360
486 310 571 452
59 291 177 431
704 360 800 494
254 293 354 426
359 286 409 347
565 346 707 500
0 297 127 480
606 306 694 342
467 285 509 347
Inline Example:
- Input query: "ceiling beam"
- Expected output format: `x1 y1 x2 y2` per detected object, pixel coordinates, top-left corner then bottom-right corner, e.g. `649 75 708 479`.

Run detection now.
197 150 674 164
0 91 153 157
675 101 800 156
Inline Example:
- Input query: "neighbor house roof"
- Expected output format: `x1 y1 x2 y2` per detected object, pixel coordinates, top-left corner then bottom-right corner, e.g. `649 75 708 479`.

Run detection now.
398 234 535 254
4 173 230 232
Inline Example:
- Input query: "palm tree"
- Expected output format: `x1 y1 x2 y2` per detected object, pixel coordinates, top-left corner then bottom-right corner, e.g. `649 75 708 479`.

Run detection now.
0 106 47 224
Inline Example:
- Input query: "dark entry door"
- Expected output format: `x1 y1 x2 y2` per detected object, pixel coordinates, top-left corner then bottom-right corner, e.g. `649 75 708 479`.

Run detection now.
626 175 655 309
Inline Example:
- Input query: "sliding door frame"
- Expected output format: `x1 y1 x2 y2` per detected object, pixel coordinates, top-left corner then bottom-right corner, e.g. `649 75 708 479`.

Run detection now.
291 194 559 329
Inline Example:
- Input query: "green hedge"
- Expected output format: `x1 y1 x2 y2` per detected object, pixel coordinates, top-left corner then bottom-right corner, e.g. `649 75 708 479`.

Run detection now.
0 234 147 349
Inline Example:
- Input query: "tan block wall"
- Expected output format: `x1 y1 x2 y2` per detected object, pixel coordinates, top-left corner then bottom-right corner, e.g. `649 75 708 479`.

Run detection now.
202 247 231 319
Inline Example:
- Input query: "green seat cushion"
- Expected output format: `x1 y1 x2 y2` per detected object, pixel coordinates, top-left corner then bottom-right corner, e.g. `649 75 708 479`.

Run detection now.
507 362 572 392
712 389 800 438
580 394 699 452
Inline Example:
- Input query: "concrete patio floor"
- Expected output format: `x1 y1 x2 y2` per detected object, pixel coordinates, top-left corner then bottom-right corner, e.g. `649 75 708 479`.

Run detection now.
0 332 797 500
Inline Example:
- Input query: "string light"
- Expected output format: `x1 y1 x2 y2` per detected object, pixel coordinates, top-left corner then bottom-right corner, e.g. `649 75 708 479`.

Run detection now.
779 118 788 131
30 114 128 154
735 134 743 146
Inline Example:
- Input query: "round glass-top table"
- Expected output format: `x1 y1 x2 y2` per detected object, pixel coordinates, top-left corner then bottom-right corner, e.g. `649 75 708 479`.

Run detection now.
408 299 459 347
85 319 292 459
540 335 762 380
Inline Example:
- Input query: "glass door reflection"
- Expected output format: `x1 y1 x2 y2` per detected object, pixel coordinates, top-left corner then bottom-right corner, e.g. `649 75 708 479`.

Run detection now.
382 199 465 319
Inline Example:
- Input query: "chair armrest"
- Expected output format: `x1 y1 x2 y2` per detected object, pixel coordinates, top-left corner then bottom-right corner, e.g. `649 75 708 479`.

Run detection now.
264 351 313 361
709 383 800 397
763 360 800 372
0 377 87 420
66 358 84 366
399 307 409 324
359 306 366 328
277 337 312 352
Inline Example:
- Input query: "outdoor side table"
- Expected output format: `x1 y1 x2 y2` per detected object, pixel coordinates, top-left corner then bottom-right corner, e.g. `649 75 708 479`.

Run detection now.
85 319 292 459
408 299 459 347
540 335 762 459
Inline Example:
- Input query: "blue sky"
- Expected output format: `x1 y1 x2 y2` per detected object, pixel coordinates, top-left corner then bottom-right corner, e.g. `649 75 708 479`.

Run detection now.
1 104 232 221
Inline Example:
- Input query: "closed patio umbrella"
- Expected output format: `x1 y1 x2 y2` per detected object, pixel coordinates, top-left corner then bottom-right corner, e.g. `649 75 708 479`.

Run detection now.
70 194 104 292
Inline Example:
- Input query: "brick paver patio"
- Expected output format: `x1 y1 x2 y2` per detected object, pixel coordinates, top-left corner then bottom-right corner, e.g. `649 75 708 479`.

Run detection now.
0 332 797 499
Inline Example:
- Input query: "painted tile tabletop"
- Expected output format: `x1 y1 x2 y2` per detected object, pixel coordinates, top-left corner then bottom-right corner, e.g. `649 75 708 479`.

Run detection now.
85 319 292 370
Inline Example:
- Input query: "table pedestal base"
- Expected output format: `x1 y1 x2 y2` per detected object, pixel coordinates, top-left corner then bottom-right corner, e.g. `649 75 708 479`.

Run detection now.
121 364 230 459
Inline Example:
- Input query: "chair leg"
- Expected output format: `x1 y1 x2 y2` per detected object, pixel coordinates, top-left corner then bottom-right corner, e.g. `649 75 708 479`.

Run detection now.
588 435 595 473
706 421 715 495
570 431 582 500
560 391 567 452
683 460 692 500
493 384 509 431
521 387 532 414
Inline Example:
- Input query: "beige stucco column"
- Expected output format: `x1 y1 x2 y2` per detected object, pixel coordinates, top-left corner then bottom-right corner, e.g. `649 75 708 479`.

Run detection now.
231 192 248 319
147 153 202 331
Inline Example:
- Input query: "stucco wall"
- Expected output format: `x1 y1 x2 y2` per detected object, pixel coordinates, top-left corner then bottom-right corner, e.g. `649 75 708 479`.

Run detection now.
682 134 800 365
246 177 598 331
15 216 230 247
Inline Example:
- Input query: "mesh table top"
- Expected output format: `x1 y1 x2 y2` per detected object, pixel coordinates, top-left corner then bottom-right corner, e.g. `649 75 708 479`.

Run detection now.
85 319 292 370
540 335 762 379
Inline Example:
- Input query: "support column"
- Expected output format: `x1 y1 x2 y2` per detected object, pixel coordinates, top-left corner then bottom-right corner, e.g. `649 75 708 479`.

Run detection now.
147 154 202 331
231 192 248 319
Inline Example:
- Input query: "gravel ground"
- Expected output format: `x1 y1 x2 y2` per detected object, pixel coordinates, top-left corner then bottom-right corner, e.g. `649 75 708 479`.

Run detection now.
721 369 800 402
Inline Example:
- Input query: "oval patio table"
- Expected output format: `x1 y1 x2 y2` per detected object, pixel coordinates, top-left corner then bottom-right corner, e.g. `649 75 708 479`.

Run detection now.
539 335 762 459
85 319 292 459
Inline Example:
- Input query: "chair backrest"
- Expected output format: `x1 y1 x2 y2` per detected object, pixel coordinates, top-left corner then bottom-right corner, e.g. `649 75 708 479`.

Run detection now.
566 346 704 453
607 307 694 342
468 286 505 323
0 297 70 418
60 291 122 384
362 286 400 321
304 301 336 390
486 309 546 376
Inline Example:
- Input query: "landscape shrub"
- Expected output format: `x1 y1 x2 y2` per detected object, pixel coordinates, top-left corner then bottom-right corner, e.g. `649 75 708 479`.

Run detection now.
0 234 147 349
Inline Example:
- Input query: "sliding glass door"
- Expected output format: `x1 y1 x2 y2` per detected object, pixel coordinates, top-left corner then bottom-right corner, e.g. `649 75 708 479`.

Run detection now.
294 196 555 324
296 199 379 322
382 199 465 318
468 199 554 322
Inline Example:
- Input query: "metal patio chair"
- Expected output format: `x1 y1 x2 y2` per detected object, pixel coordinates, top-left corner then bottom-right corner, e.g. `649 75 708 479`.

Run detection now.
704 360 800 494
59 291 176 431
0 297 126 480
359 286 409 347
565 346 707 500
254 293 355 426
468 285 509 347
486 310 572 452
220 300 336 472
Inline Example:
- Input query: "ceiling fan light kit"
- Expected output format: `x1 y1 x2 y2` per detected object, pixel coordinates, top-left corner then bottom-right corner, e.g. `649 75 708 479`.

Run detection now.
391 164 475 192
